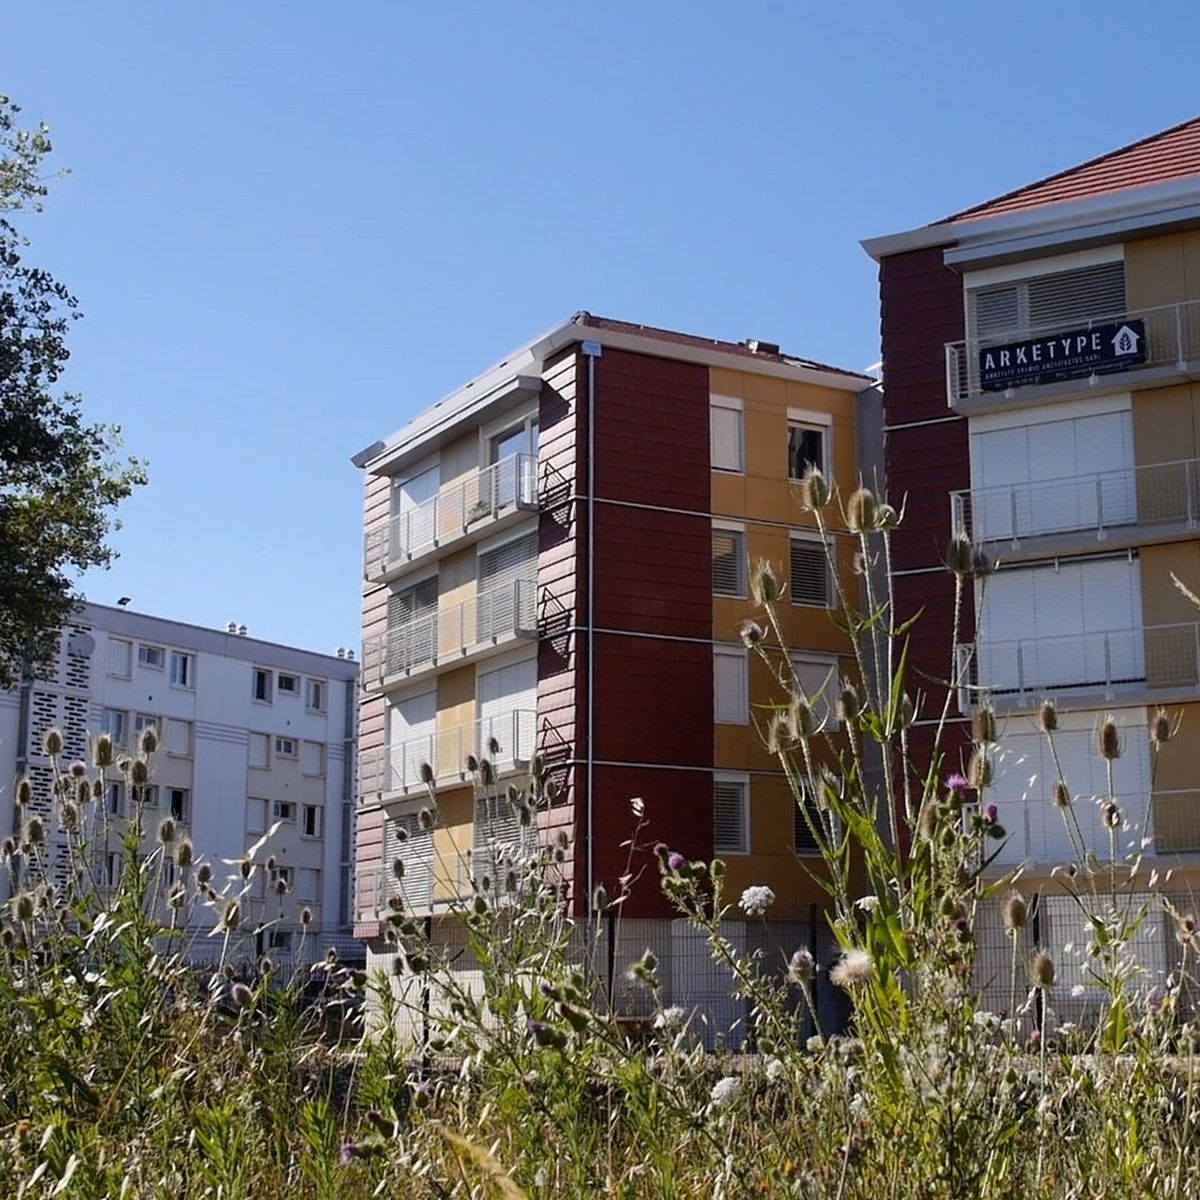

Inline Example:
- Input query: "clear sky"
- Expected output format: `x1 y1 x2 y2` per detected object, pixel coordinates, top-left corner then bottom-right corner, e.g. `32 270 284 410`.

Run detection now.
7 2 1200 654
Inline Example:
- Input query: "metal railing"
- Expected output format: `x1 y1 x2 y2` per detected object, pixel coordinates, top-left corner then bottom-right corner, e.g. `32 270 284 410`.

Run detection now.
945 298 1200 405
361 577 537 685
1151 790 1200 854
359 708 537 797
951 457 1200 545
957 621 1200 702
364 453 537 580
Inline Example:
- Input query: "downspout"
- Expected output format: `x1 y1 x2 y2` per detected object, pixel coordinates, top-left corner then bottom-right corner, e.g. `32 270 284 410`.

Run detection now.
581 340 603 916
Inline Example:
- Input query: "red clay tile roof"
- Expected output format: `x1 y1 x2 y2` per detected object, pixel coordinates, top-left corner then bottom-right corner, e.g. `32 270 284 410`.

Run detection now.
575 312 871 380
945 115 1200 223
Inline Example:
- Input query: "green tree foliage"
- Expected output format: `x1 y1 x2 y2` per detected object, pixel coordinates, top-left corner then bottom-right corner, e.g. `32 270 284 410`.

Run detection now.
0 95 144 687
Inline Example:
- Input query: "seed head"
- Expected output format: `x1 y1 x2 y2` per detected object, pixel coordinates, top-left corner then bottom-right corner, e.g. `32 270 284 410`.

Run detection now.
300 906 313 926
266 855 277 872
220 900 241 931
230 982 253 1010
751 559 781 606
1098 718 1121 762
76 780 91 806
0 925 14 949
15 777 31 806
787 947 815 983
972 706 996 746
1102 801 1121 830
392 857 405 881
419 762 435 785
91 779 104 800
846 487 877 534
788 696 814 739
23 816 44 846
1038 700 1058 733
1003 892 1028 932
799 466 830 511
275 877 289 896
967 749 993 791
175 839 194 868
93 732 115 769
479 759 495 786
946 534 974 577
837 685 861 725
12 892 35 923
1053 780 1070 809
196 862 213 886
61 802 80 833
42 728 64 756
169 883 186 909
593 883 607 911
157 818 177 845
239 858 252 881
130 758 150 787
418 808 435 832
1030 950 1055 989
139 725 158 755
739 619 765 648
70 760 87 779
487 736 501 758
876 502 899 530
829 948 873 990
465 754 479 773
1151 709 1173 745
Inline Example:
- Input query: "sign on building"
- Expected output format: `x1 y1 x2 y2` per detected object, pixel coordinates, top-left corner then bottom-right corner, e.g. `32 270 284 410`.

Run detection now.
979 320 1146 392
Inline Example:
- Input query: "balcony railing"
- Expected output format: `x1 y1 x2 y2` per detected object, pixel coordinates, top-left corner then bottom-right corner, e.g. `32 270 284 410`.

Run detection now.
364 453 537 581
359 708 537 797
945 298 1200 405
957 621 1200 704
1151 790 1200 853
950 458 1200 545
361 578 537 686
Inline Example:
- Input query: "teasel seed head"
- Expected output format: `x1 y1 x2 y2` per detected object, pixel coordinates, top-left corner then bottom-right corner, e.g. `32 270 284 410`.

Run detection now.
93 732 115 769
1053 779 1071 809
876 502 899 531
899 692 915 728
174 839 194 868
42 728 63 756
465 754 478 774
846 487 877 534
392 857 405 881
91 778 104 800
266 855 277 873
1098 718 1122 762
13 892 35 923
1030 950 1055 989
169 883 186 909
418 808 435 832
593 883 608 912
157 818 176 845
479 759 495 787
196 862 213 887
76 779 90 806
739 619 765 648
972 705 996 746
946 534 974 578
23 816 44 847
130 758 150 787
230 982 253 1010
1151 709 1173 745
220 899 241 931
300 906 313 926
751 559 781 606
274 876 289 896
1003 892 1028 932
487 736 501 759
1038 700 1058 734
1102 801 1121 830
69 760 87 779
138 725 158 755
789 696 814 739
967 748 993 790
419 762 435 785
60 802 80 833
239 858 252 881
766 711 790 756
15 777 31 807
800 466 830 511
837 684 861 725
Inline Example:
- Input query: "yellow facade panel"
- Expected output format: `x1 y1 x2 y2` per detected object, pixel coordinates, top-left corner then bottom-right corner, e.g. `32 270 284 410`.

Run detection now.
436 665 476 731
1140 542 1200 626
1125 234 1188 309
431 786 474 902
1132 384 1197 467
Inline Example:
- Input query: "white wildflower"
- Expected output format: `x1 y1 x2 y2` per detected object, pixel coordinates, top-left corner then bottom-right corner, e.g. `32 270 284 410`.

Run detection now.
854 894 880 913
654 1005 687 1031
1071 983 1086 998
829 948 873 990
709 1076 740 1109
738 885 776 917
765 1057 786 1083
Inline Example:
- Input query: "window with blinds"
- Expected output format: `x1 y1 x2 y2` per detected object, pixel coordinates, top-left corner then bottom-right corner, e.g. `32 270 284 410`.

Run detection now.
791 655 840 731
790 535 830 607
793 777 840 855
385 812 434 912
107 637 132 678
473 794 535 896
713 776 749 854
968 260 1126 343
713 647 748 724
477 531 538 640
387 576 439 673
710 400 743 472
712 526 746 596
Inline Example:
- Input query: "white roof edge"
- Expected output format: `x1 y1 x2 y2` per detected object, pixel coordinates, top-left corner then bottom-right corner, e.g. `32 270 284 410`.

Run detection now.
862 174 1200 262
360 315 870 474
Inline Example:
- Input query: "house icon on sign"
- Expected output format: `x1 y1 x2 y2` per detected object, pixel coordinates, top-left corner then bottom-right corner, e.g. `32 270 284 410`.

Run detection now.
1112 324 1141 356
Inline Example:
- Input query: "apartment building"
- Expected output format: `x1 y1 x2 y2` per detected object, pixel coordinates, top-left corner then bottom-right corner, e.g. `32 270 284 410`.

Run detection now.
1 603 359 957
352 311 877 1023
863 116 1200 1001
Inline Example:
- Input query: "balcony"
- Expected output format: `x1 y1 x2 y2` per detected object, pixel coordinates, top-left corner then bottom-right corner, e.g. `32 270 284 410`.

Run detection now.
359 708 537 799
957 621 1200 709
361 578 537 691
364 453 538 583
950 458 1200 553
945 299 1200 410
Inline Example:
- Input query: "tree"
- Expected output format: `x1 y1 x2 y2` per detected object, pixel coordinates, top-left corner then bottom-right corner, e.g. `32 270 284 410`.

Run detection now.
0 95 145 688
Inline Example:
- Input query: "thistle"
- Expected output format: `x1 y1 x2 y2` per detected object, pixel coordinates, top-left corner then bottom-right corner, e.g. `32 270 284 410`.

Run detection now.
1150 709 1173 745
93 732 115 768
1030 950 1055 989
846 487 877 534
1098 717 1121 761
1038 699 1058 733
175 839 194 868
799 466 830 511
157 817 177 845
829 948 873 990
946 533 973 577
42 728 64 756
139 725 158 755
1003 892 1028 932
751 559 781 605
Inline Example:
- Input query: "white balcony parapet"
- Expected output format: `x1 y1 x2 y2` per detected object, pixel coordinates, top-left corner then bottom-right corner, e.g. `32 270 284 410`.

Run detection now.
364 453 537 581
359 708 537 798
950 458 1200 546
945 299 1200 406
361 578 537 687
956 621 1200 706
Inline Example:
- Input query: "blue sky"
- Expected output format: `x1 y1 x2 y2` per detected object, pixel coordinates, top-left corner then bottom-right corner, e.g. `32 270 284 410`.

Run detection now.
8 2 1200 653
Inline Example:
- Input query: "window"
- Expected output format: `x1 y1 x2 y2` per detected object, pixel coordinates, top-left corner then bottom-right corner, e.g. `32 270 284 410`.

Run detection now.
268 930 293 950
301 741 324 776
302 804 322 838
101 708 127 746
252 668 272 703
134 712 157 738
274 800 296 822
167 788 190 822
105 852 122 887
138 644 165 669
274 736 297 759
386 576 439 674
486 414 539 511
714 647 749 725
794 779 840 856
248 733 269 769
790 654 841 732
305 678 325 712
788 423 827 481
273 864 294 888
968 259 1126 342
710 397 744 473
713 774 749 854
712 525 746 597
107 782 125 817
477 532 537 642
277 673 299 695
107 638 132 678
297 867 320 902
142 785 160 809
247 798 267 834
790 534 831 607
166 719 191 757
170 652 193 688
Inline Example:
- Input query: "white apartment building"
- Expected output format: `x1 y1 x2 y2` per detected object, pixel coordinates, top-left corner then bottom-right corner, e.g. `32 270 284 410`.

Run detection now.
0 603 359 958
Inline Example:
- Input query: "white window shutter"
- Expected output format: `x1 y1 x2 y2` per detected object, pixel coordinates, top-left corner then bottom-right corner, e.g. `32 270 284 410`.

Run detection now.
167 719 190 756
248 733 269 769
791 656 840 731
712 527 745 596
790 538 830 606
713 649 748 724
713 778 748 853
710 404 743 472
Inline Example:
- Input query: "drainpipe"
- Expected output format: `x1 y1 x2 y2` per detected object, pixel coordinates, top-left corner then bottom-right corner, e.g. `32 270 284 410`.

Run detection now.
581 340 603 916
